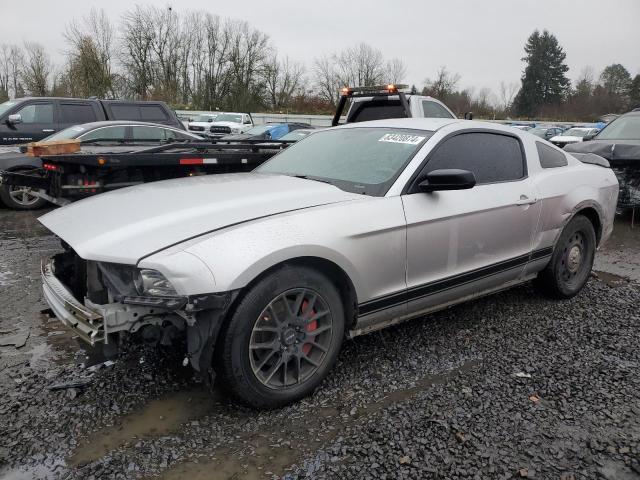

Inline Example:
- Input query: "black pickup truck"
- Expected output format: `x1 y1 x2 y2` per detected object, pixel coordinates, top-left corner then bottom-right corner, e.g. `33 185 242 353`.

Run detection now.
0 97 184 145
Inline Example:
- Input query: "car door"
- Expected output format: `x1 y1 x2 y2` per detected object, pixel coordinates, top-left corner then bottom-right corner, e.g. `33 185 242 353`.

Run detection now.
401 130 541 316
0 100 56 144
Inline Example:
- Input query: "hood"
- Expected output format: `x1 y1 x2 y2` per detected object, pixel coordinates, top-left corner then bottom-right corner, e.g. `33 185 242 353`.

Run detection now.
188 122 213 127
565 140 640 166
39 173 359 264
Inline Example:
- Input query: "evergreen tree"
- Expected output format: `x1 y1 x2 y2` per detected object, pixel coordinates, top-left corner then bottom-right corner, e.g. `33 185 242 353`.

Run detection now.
514 30 570 117
630 74 640 108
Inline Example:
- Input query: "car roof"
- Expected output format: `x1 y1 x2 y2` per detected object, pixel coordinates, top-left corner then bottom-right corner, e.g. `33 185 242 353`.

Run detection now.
68 120 186 130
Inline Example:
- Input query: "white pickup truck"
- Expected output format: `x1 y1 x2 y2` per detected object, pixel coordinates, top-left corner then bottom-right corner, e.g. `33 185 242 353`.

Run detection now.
208 112 254 137
332 84 467 126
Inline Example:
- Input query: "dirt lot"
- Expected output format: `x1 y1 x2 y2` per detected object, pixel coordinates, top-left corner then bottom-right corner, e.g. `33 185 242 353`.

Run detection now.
0 208 639 480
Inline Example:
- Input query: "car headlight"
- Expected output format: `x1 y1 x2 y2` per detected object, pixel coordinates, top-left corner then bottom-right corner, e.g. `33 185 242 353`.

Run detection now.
134 269 178 296
231 127 241 133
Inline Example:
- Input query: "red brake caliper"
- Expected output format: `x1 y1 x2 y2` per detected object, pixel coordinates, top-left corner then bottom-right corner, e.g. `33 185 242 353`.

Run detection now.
301 299 317 355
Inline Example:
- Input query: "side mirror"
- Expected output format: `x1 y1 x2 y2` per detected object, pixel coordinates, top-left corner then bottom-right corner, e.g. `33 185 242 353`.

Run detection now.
464 112 474 120
583 133 597 141
418 169 476 192
7 114 22 125
207 118 213 123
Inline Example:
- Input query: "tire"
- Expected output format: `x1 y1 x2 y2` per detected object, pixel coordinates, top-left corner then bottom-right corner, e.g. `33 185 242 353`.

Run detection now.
0 169 47 210
534 215 596 299
216 266 345 409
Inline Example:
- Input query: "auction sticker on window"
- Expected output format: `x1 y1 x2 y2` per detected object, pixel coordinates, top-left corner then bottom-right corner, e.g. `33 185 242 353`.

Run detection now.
378 133 425 145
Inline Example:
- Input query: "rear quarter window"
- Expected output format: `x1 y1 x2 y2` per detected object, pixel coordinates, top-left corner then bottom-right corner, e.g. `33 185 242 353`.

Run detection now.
536 142 568 168
109 104 141 120
140 105 168 122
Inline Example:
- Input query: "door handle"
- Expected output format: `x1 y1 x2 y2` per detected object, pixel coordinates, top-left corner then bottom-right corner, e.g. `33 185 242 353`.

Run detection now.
515 195 537 206
42 129 55 133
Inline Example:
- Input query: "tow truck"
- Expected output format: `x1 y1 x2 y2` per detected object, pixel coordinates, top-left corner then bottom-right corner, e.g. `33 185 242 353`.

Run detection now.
0 139 291 206
331 83 469 126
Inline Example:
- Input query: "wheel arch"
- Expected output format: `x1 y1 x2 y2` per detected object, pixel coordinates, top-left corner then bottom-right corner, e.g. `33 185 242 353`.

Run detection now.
569 202 603 245
227 255 360 331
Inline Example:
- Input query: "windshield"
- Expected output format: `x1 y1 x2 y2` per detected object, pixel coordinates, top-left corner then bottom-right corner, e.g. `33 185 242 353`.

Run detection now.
43 125 88 141
194 114 217 122
596 115 640 140
257 127 432 196
215 114 242 123
0 100 18 118
563 128 591 137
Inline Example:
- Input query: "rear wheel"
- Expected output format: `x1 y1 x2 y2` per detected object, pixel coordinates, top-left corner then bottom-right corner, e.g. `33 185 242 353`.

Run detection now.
534 215 596 299
0 169 47 210
216 266 344 408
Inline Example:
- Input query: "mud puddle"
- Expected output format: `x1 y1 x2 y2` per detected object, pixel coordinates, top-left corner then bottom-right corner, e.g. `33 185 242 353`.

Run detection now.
593 270 631 287
70 387 218 467
159 359 481 480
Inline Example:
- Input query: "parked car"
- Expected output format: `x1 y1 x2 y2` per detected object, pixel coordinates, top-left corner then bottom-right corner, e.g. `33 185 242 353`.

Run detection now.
0 121 202 210
208 112 254 137
39 117 617 408
565 110 640 210
0 97 184 145
528 126 564 140
549 127 600 148
220 123 311 141
187 113 221 134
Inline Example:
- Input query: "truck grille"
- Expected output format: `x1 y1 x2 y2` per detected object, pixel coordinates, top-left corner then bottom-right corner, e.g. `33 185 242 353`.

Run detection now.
210 126 231 134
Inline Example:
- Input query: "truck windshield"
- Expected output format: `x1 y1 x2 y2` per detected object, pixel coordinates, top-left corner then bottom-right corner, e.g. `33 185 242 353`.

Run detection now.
215 114 243 123
257 127 432 196
596 115 640 140
0 100 18 118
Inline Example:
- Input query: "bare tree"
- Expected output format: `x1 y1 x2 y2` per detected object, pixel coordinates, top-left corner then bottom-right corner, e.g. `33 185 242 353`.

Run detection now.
313 54 340 106
22 42 51 96
120 5 155 99
335 43 385 87
423 66 461 100
264 54 304 110
0 45 10 101
64 8 115 98
386 58 407 84
499 80 519 112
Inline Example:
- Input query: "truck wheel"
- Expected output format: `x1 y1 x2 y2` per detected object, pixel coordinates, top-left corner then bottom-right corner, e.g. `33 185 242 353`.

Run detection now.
0 169 47 210
534 215 596 299
216 266 345 409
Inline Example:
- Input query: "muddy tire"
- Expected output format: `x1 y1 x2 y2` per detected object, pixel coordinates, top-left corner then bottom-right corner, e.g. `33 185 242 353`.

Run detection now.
534 215 596 299
216 266 344 409
0 169 47 210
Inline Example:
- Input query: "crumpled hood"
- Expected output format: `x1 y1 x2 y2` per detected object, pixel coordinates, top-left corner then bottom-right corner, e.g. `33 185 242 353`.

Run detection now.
39 173 359 264
565 140 640 166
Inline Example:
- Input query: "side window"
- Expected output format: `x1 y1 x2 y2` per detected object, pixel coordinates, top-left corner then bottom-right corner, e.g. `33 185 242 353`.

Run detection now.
132 126 166 141
422 100 454 119
424 132 525 184
140 105 167 122
60 103 98 124
80 126 127 142
536 142 568 168
16 103 54 123
110 104 141 120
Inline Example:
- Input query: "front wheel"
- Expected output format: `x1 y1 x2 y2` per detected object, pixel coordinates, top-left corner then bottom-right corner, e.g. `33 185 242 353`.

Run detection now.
0 169 47 210
216 266 345 408
534 215 596 299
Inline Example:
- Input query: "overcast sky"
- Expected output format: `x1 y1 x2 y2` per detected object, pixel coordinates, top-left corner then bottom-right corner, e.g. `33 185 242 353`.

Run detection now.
1 0 639 98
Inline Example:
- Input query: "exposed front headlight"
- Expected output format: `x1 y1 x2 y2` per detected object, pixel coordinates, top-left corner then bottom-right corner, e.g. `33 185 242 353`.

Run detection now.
231 127 241 133
134 269 178 296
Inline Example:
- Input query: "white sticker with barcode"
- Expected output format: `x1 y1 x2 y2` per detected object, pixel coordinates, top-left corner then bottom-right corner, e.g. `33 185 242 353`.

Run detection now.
378 133 425 145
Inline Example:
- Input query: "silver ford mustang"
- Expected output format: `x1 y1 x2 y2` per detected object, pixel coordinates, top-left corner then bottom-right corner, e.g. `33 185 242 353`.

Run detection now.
39 118 618 408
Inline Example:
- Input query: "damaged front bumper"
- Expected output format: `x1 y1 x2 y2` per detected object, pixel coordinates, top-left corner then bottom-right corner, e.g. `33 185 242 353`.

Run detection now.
41 258 187 346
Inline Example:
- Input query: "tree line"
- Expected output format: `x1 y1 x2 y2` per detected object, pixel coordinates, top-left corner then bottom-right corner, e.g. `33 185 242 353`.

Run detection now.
0 7 638 121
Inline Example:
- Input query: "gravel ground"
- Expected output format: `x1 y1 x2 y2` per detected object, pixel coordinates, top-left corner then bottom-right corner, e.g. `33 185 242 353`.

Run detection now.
0 208 638 480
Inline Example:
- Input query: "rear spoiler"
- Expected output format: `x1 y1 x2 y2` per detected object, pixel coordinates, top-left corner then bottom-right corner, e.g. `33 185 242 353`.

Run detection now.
569 152 610 168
